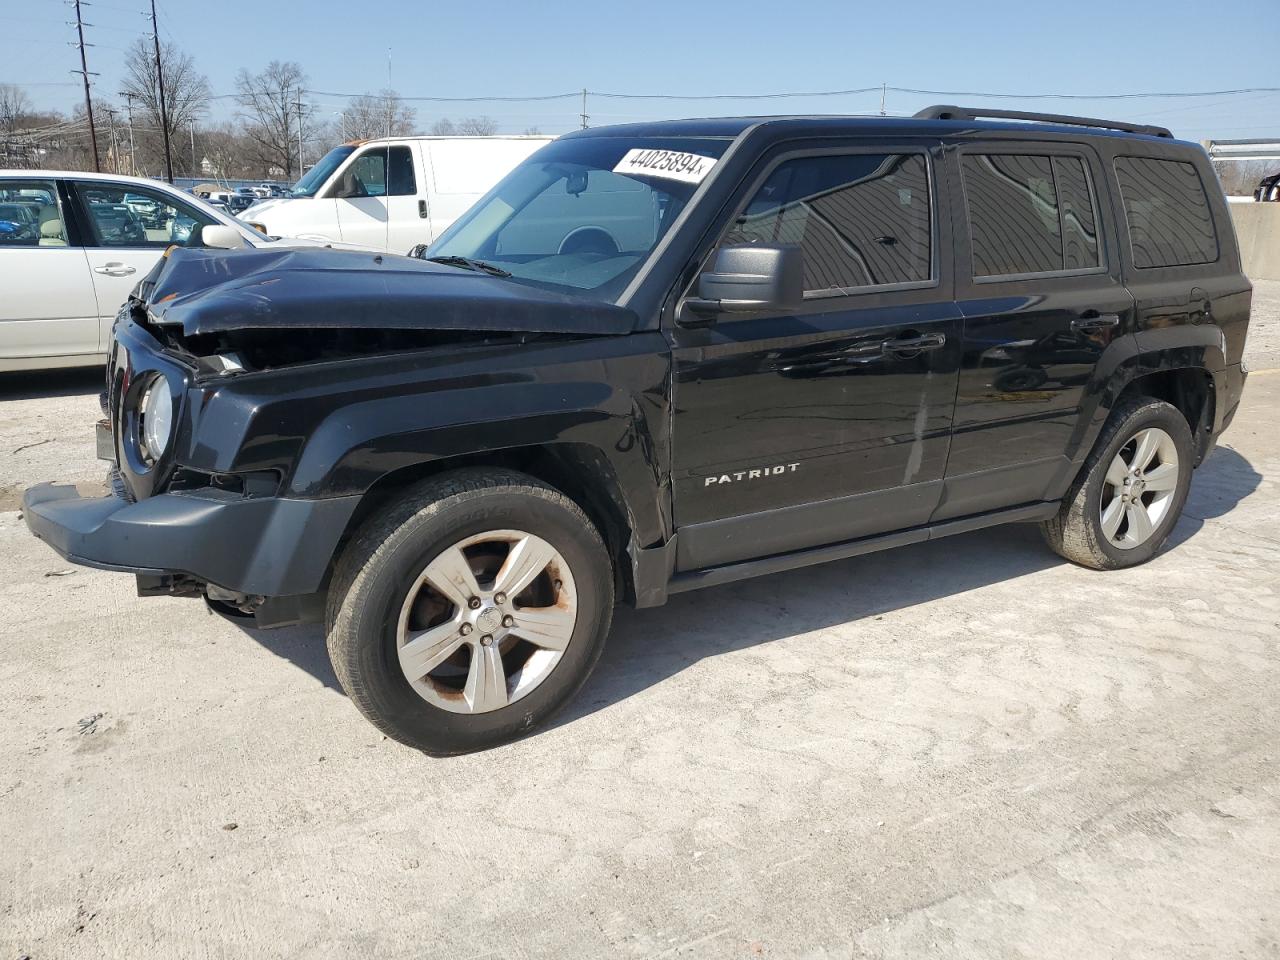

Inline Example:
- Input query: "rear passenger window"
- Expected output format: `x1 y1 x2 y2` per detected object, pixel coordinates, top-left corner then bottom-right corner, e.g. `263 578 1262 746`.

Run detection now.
1114 157 1218 268
723 153 932 293
0 179 63 247
962 153 1102 278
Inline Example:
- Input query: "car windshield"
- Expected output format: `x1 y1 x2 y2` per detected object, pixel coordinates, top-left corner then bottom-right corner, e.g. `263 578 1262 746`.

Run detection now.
427 135 732 303
291 145 356 197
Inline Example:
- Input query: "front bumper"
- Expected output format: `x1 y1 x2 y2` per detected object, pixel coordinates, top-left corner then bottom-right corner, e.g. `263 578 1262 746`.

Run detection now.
23 483 360 598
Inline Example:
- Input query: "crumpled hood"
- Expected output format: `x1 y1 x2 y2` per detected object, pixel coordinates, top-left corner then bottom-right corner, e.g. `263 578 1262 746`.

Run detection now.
142 246 638 338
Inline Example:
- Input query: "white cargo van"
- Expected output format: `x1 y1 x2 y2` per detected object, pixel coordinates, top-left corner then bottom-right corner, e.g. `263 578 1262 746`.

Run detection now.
241 135 553 253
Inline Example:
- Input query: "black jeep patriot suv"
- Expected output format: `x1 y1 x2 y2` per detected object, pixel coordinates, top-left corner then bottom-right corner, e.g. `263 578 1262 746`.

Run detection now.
25 106 1251 754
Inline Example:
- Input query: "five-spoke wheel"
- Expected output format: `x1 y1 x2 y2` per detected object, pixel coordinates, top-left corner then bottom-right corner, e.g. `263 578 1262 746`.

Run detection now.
326 470 613 755
396 530 578 714
1098 426 1181 549
1042 396 1194 570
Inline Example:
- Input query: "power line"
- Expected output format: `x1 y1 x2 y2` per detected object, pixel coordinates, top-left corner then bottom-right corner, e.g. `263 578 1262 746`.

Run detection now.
301 84 1280 104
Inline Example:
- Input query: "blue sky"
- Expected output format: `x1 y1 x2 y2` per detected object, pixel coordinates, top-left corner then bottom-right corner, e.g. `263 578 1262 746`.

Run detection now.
6 0 1279 142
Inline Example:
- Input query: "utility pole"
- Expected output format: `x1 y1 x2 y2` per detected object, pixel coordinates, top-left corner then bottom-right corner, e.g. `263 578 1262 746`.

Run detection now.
879 82 887 117
70 0 101 171
295 98 304 177
119 91 137 175
580 88 588 130
149 0 174 183
188 117 196 174
105 105 118 172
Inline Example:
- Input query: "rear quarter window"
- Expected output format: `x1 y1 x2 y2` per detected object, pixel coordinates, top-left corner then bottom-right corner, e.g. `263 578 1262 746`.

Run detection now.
1113 156 1219 268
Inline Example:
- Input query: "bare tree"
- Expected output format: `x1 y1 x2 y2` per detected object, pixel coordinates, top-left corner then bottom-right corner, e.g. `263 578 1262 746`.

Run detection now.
236 61 315 179
340 90 416 140
119 37 210 177
428 116 497 136
0 84 33 134
456 116 498 136
522 126 543 136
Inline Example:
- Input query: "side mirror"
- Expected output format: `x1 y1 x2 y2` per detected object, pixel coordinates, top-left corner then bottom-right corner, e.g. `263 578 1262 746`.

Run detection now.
678 244 804 327
201 224 249 249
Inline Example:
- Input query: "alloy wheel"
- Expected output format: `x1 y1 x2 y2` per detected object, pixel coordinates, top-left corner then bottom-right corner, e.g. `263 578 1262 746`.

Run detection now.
1099 426 1181 549
395 529 578 713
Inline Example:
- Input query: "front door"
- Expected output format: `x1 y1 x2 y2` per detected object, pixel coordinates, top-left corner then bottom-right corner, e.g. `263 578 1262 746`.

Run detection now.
335 143 424 252
669 145 961 571
938 144 1135 521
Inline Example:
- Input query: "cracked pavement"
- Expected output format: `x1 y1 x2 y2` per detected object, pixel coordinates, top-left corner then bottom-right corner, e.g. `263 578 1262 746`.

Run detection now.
1 282 1278 959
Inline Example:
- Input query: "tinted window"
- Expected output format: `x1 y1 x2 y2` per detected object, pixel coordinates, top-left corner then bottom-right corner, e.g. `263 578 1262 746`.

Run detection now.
0 179 64 247
387 146 416 197
1114 157 1218 268
73 182 214 248
962 153 1102 277
1054 157 1100 270
963 154 1061 276
723 153 932 292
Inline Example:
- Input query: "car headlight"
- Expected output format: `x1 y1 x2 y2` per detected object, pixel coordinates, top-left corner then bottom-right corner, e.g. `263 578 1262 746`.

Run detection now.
138 377 174 463
245 221 267 234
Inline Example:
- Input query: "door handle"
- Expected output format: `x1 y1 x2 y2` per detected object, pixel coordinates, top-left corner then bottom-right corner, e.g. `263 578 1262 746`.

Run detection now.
418 199 428 219
883 332 946 353
1070 313 1120 333
94 263 136 277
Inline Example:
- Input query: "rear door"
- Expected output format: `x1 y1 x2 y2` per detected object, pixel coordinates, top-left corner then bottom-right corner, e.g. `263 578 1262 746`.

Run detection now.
937 141 1135 520
1102 145 1249 371
70 180 219 349
669 142 963 571
0 176 100 364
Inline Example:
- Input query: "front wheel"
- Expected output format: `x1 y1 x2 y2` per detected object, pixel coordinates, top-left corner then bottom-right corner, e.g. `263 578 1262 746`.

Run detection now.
325 469 614 754
1041 397 1194 570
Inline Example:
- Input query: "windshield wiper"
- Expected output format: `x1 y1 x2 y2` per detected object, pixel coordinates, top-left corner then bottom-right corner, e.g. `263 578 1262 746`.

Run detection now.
425 255 512 278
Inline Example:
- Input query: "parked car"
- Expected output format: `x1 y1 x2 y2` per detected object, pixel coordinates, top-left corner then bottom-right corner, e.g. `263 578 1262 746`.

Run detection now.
225 193 259 215
24 108 1251 755
242 135 553 252
0 170 340 372
122 192 164 227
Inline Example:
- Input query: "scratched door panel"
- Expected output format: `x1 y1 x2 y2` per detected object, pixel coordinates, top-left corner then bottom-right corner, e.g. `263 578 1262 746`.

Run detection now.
670 299 963 530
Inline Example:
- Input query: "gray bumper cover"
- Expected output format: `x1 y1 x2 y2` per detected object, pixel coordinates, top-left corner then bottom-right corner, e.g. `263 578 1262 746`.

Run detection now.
22 483 360 597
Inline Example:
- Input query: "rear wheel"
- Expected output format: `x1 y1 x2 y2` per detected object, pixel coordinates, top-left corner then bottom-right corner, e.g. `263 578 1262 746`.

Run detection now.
326 469 613 754
1041 397 1194 570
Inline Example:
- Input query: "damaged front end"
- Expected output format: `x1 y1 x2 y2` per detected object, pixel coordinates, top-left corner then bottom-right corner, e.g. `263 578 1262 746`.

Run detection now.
25 244 638 627
137 244 638 374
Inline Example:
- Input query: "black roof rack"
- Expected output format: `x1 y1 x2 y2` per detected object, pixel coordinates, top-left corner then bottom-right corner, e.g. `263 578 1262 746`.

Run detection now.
913 104 1173 139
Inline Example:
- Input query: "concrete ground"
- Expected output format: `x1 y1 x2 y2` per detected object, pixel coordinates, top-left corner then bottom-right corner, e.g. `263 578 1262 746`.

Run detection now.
2 283 1279 959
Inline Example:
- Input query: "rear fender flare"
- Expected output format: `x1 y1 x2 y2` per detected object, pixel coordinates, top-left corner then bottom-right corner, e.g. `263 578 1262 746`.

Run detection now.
1052 325 1226 495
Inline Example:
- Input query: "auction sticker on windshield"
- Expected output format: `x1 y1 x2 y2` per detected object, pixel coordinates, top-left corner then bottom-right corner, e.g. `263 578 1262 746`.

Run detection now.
613 149 717 185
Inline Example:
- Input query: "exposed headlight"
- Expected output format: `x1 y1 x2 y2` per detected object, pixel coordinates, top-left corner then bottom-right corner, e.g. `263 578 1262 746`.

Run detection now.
139 377 174 463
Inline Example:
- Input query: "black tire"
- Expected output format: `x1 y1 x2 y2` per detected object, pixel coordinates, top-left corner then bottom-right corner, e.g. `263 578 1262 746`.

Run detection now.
325 469 613 755
1041 396 1194 570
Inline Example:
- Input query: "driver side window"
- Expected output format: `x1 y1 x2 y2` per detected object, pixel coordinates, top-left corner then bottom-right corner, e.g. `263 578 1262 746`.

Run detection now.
720 152 933 294
340 146 415 199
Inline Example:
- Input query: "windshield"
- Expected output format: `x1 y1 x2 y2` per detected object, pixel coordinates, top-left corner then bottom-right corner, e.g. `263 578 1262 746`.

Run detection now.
428 136 732 303
291 144 356 197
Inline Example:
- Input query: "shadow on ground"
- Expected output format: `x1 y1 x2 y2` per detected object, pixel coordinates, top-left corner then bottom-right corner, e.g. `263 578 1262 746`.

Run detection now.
217 444 1268 721
0 367 103 401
